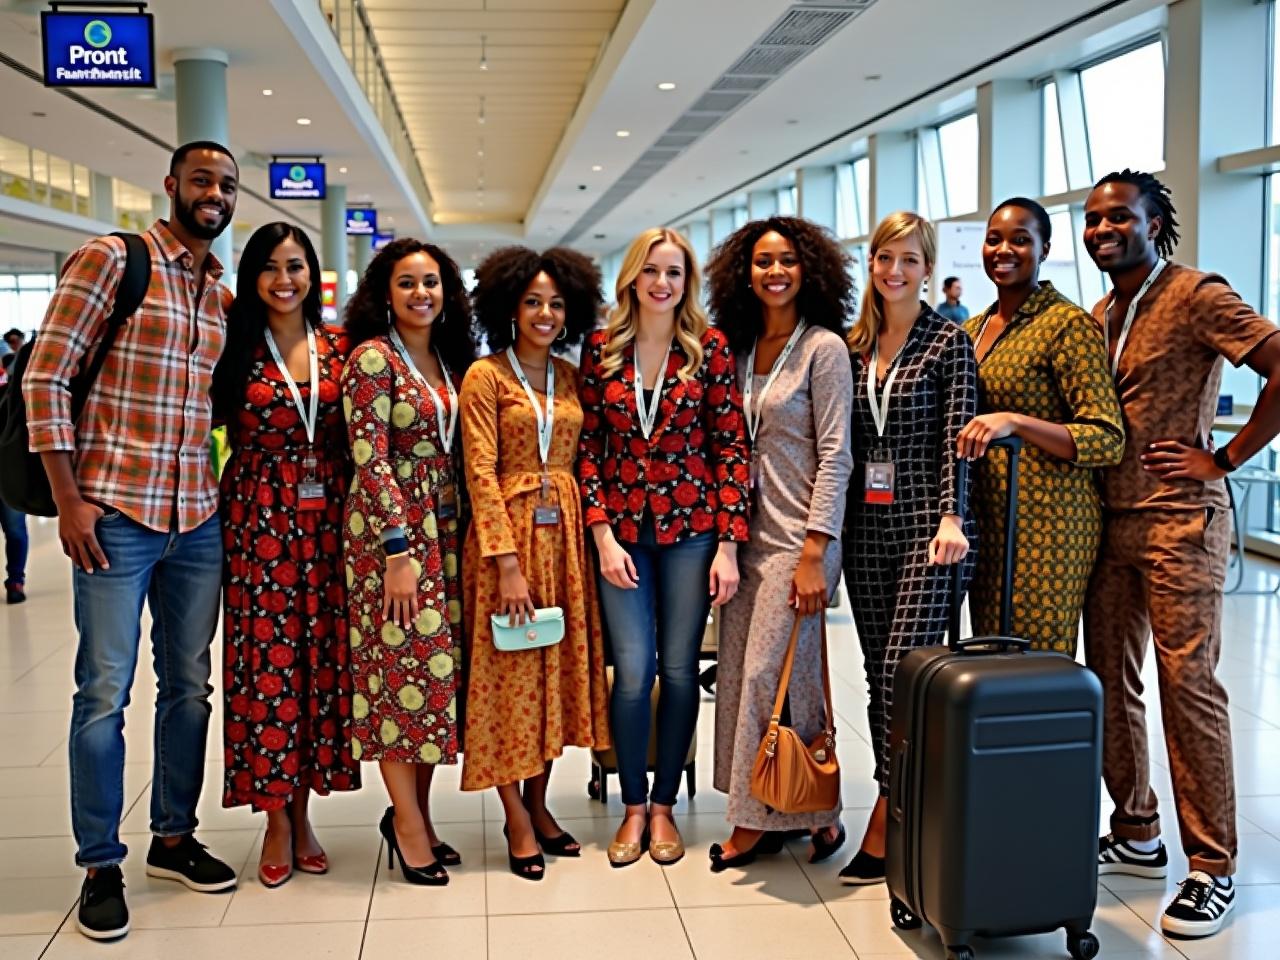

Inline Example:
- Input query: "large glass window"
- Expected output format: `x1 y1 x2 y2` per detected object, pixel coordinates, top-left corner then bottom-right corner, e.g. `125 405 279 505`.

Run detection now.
0 273 56 335
1080 42 1165 177
836 158 870 239
1041 207 1081 304
1042 83 1068 196
938 113 979 216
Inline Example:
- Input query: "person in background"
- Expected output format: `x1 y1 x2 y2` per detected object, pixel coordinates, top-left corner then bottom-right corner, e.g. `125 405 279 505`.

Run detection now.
1083 169 1280 939
578 227 750 868
211 222 360 888
840 212 977 886
3 328 23 356
957 198 1124 653
23 141 241 941
935 276 969 324
341 239 475 886
460 245 610 880
704 216 854 871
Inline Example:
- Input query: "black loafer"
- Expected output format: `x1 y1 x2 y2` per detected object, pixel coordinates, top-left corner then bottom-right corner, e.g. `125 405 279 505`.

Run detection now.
838 849 886 885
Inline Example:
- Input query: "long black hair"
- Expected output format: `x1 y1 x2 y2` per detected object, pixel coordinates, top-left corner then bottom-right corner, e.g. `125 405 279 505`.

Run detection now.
344 238 476 375
212 222 322 423
1095 168 1181 258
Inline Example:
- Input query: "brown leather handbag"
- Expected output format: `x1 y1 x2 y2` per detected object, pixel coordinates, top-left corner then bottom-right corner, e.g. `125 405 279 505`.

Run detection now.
750 610 840 814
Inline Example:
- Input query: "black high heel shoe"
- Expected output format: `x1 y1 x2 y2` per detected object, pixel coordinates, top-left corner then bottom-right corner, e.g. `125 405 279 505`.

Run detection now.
809 822 847 864
708 831 786 873
533 827 581 858
383 805 462 867
502 825 546 881
378 810 448 886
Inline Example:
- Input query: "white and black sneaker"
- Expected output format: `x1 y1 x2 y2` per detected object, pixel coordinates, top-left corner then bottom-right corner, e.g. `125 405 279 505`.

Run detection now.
1097 833 1168 878
145 835 237 892
76 865 129 940
1161 872 1235 938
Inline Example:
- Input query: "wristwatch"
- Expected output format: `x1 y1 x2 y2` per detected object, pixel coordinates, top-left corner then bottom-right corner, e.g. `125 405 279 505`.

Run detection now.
1212 445 1237 474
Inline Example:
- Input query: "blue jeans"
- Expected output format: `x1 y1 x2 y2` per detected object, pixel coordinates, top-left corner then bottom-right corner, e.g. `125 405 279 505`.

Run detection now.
69 511 221 868
0 501 27 586
597 524 717 806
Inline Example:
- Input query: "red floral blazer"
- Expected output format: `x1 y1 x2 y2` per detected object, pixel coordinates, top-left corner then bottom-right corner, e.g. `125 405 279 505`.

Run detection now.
577 326 750 545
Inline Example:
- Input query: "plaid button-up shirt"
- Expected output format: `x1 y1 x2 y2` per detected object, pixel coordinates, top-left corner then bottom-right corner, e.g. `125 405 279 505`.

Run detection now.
24 220 232 532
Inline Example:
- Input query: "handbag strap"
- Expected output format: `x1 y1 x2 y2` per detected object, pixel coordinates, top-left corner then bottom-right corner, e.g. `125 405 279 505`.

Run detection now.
764 608 836 753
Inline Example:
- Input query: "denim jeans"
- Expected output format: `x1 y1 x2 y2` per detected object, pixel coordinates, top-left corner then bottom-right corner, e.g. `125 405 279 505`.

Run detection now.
69 510 221 867
597 523 717 806
0 501 27 587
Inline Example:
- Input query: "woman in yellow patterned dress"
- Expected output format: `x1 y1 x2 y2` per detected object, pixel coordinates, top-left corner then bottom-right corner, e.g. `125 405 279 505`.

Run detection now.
460 246 610 881
957 198 1124 653
342 239 474 885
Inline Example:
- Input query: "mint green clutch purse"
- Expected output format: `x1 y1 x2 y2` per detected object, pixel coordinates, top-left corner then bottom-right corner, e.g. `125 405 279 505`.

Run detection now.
491 607 565 652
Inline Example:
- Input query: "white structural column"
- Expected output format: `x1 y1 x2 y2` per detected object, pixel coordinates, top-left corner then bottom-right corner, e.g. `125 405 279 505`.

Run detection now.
797 165 837 231
710 208 736 245
976 79 1041 216
90 172 114 225
868 131 915 226
173 48 232 272
1165 0 1268 288
321 185 349 316
150 193 167 224
354 236 374 279
748 189 778 221
683 219 711 268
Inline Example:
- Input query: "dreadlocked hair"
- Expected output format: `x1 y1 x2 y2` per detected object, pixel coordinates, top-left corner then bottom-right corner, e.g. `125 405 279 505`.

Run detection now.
1095 168 1180 259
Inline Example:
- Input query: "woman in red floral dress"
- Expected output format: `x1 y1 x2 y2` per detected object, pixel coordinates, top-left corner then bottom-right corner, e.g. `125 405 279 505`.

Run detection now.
341 239 475 886
212 223 360 889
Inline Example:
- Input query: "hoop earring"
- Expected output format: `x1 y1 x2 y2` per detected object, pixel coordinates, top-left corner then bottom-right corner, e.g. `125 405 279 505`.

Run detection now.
510 320 517 341
557 327 568 342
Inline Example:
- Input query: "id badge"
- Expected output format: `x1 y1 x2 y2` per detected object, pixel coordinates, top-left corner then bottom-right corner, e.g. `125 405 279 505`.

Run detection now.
298 456 325 512
748 457 760 513
533 473 561 527
437 482 458 521
864 460 895 505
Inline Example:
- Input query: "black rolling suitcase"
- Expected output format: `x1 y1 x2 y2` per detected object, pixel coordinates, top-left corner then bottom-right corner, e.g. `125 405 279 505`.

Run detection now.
885 437 1104 960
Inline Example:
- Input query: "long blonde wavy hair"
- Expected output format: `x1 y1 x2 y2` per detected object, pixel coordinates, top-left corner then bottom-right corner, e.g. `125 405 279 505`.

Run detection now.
847 211 937 354
601 228 709 381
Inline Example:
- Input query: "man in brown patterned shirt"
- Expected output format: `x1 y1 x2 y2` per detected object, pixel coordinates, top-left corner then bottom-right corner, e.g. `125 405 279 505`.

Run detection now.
1082 169 1280 939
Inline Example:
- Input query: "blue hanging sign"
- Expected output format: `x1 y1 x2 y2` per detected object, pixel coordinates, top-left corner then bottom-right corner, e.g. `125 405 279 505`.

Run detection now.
346 209 377 236
269 162 326 200
42 11 156 88
372 232 395 251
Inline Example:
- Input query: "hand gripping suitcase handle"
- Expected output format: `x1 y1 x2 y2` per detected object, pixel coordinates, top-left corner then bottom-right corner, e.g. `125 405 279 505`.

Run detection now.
948 436 1024 651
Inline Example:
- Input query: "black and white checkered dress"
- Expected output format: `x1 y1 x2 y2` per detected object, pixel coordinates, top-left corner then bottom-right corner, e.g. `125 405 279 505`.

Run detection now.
842 304 978 793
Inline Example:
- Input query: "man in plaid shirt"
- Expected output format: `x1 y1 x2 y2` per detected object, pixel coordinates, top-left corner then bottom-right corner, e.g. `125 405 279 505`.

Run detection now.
24 141 241 941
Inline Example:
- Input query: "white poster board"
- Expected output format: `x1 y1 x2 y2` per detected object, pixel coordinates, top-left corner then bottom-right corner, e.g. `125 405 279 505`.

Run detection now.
933 221 994 316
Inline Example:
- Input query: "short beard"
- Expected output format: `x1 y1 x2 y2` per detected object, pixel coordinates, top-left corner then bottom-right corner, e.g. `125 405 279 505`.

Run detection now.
174 194 229 240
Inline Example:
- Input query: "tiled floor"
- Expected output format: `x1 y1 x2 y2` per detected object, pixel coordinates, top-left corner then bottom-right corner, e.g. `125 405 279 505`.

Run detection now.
2 518 1279 959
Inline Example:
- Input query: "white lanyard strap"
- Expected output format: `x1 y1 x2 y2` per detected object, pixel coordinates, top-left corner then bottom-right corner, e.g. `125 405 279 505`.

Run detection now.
634 341 672 440
389 329 458 452
744 322 807 443
1105 259 1167 377
506 347 555 469
866 339 906 440
264 324 319 446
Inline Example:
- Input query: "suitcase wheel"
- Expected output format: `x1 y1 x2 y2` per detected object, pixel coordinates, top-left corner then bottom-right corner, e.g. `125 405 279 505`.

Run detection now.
889 898 921 931
1067 931 1099 960
587 778 600 800
944 948 973 960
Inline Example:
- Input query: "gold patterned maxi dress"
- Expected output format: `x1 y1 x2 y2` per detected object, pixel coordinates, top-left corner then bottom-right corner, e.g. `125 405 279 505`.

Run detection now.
459 353 610 791
963 282 1125 653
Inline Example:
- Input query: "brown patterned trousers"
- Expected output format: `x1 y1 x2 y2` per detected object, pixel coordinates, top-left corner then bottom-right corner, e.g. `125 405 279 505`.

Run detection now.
1083 506 1237 877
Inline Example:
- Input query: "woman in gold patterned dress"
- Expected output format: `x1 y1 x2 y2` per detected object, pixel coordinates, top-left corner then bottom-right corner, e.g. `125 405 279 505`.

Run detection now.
957 198 1124 653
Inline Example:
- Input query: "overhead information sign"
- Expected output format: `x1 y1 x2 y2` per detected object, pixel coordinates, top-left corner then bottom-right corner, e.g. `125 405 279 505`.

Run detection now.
269 162 326 200
42 11 156 88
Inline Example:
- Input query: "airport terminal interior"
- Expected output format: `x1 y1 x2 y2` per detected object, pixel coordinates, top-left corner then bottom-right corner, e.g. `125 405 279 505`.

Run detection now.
2 0 1280 958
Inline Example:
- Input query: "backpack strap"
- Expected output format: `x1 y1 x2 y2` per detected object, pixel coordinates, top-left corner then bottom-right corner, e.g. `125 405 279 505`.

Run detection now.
68 232 150 422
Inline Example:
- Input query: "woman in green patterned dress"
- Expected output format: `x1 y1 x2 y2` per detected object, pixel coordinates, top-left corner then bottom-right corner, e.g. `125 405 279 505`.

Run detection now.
956 198 1124 653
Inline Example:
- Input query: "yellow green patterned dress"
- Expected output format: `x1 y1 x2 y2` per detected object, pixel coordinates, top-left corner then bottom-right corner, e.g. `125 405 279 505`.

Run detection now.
963 282 1124 653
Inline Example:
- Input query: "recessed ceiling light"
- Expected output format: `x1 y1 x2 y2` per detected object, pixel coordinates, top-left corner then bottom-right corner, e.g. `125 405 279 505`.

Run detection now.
262 88 273 96
616 130 630 138
477 149 484 158
657 82 676 91
591 165 602 172
296 117 311 125
338 166 348 173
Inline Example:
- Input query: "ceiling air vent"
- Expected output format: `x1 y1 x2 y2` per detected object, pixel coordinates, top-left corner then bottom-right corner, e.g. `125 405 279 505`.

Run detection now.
760 9 854 47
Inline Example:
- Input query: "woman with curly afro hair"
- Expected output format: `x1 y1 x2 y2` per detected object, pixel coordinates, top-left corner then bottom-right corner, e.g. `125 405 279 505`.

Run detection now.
578 228 750 869
459 245 610 881
702 216 854 872
340 238 475 886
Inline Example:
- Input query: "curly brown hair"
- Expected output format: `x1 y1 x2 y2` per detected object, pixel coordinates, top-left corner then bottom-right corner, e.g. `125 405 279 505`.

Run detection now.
343 239 476 374
705 216 855 354
472 246 602 354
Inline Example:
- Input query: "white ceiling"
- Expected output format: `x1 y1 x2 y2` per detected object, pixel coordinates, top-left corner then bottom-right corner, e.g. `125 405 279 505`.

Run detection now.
0 0 1168 266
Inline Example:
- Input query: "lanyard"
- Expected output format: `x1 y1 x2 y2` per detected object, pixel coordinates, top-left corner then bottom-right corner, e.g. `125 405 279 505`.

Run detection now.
388 328 458 452
264 324 319 446
866 338 908 439
1104 259 1167 377
744 322 807 442
634 341 672 440
506 347 555 469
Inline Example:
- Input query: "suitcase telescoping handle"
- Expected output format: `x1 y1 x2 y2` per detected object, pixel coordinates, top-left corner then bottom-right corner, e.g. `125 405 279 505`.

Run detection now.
947 436 1028 653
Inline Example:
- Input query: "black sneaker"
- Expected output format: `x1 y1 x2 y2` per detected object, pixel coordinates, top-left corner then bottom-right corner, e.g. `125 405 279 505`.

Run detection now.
145 835 237 892
5 582 24 604
1097 833 1168 878
838 849 886 886
76 865 129 940
1161 871 1235 938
